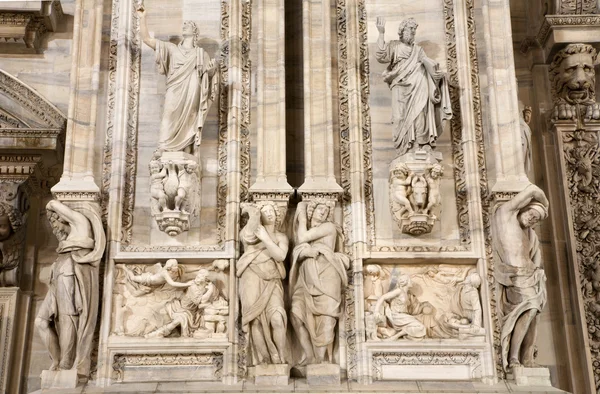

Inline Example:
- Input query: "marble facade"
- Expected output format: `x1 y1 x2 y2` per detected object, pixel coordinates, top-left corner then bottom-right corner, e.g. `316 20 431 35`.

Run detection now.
0 0 598 393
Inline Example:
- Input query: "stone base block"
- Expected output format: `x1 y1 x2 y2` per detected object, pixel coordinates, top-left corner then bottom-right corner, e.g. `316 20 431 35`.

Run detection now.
508 366 551 386
41 369 79 389
254 364 290 385
306 363 340 385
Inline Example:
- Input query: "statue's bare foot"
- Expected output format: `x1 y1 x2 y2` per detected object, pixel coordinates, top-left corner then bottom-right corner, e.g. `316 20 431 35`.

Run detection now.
508 357 522 369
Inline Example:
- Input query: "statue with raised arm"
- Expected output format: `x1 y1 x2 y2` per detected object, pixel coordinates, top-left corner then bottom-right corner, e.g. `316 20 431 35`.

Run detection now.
35 200 105 377
375 17 452 156
492 184 549 371
138 7 217 154
237 202 289 365
290 200 350 365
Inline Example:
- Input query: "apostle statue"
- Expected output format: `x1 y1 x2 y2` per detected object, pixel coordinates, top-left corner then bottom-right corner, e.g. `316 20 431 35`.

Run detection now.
375 17 452 156
138 7 217 154
35 200 106 377
237 202 289 365
290 200 350 365
492 184 549 371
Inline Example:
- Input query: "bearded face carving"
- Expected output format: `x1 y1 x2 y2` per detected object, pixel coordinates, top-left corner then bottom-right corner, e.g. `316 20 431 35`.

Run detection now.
550 44 597 106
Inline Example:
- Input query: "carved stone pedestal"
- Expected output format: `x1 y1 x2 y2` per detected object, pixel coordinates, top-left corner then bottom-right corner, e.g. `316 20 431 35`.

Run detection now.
254 364 290 386
41 369 79 389
306 363 340 385
150 151 201 237
507 366 551 387
389 151 443 236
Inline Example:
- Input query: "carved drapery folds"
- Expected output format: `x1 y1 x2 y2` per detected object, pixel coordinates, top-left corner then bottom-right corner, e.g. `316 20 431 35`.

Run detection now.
36 200 106 381
375 17 452 236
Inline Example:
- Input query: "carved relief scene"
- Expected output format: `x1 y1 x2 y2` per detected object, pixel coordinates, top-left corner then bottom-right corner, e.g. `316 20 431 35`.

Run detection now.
112 259 229 339
1 0 596 391
364 264 485 341
366 0 462 247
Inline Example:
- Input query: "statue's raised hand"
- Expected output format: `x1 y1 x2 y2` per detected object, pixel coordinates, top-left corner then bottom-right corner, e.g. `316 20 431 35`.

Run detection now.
376 17 385 34
137 6 146 18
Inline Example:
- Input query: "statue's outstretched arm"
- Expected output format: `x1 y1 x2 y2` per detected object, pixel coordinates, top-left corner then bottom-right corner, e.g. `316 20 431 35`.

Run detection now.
138 8 156 50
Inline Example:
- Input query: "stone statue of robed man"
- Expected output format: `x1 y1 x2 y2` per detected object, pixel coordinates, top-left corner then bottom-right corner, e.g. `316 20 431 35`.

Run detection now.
138 7 217 154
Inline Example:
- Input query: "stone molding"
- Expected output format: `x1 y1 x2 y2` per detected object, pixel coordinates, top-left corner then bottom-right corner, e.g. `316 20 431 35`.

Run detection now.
371 351 482 381
0 1 64 54
0 69 66 153
520 14 600 55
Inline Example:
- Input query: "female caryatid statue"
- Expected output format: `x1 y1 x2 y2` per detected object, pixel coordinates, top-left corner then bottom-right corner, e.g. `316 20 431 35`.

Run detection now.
237 202 289 365
290 200 350 365
138 7 217 153
376 17 452 156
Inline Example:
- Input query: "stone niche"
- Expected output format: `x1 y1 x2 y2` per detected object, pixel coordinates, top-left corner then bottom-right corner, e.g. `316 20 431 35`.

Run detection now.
365 0 462 250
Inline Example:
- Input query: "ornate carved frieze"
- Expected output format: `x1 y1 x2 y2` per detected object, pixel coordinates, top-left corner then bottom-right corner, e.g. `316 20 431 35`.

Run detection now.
112 353 224 382
557 125 600 391
371 351 482 381
0 1 64 54
557 0 599 14
0 69 66 153
521 15 600 54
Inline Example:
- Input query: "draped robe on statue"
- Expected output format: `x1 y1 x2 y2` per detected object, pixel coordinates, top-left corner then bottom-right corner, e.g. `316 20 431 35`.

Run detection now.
155 41 215 152
290 225 349 349
37 204 105 376
495 226 547 371
376 41 452 156
237 231 287 361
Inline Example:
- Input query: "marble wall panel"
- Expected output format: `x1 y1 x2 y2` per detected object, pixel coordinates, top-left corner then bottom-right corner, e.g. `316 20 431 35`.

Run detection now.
365 0 460 248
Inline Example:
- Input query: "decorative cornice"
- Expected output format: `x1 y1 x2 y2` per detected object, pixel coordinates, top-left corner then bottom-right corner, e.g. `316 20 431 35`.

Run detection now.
521 14 600 54
0 1 64 54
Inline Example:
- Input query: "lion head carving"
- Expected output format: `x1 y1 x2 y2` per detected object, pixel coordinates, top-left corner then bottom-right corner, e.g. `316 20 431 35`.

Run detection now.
550 43 597 105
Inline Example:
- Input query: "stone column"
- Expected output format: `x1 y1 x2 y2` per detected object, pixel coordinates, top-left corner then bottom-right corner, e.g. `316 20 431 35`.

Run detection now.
298 0 342 196
51 0 104 198
480 0 529 192
249 0 293 198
